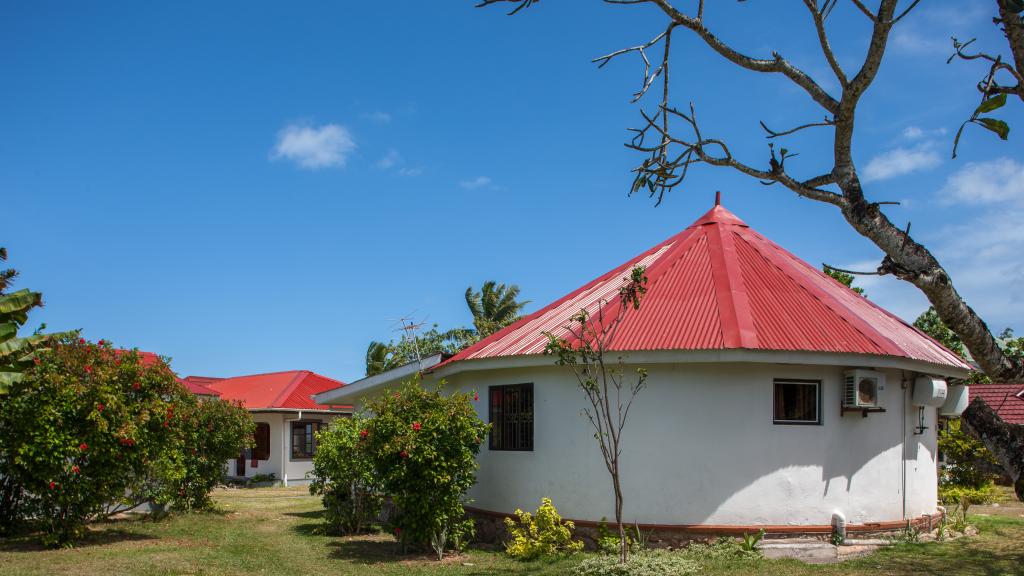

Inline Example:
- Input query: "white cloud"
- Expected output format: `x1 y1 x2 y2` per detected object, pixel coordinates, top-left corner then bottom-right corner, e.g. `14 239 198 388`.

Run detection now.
271 123 355 169
460 176 493 190
889 27 948 55
940 157 1024 205
361 111 392 124
376 148 401 170
862 143 941 182
901 126 946 141
902 126 924 140
927 159 1024 328
398 167 424 177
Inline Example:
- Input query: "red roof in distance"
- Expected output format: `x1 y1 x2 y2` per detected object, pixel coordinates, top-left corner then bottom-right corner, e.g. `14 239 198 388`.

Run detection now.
201 370 350 411
970 384 1024 425
179 376 224 397
440 200 970 372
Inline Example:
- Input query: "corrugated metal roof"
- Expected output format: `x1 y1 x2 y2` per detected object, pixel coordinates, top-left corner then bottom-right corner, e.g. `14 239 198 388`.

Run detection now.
179 376 224 397
970 384 1024 424
202 370 350 410
438 202 971 371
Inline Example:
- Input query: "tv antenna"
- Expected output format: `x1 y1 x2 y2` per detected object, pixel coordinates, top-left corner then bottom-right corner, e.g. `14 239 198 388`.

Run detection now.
392 314 428 371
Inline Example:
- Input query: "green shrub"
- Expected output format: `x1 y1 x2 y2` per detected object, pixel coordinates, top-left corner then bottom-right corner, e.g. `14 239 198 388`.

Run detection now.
162 397 254 511
938 419 1000 489
0 339 185 546
504 497 584 560
309 415 382 535
361 378 489 559
573 550 698 576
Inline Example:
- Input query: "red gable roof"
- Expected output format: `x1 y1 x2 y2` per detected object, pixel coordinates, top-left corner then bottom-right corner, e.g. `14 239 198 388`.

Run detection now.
179 376 224 397
439 202 970 371
970 384 1024 425
203 370 349 411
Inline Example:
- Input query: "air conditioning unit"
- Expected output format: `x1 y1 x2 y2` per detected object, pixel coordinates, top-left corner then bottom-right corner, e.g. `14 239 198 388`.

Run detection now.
843 369 885 408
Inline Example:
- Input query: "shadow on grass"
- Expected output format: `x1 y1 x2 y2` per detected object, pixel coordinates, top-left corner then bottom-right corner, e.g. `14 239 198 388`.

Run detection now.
0 528 156 553
283 509 324 520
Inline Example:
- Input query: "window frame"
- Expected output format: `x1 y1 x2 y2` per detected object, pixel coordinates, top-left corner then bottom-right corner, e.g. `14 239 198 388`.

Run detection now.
290 420 324 460
772 378 822 426
488 383 534 452
252 422 271 460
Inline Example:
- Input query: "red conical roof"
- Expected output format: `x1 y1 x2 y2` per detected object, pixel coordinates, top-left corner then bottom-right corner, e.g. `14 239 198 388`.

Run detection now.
442 202 970 371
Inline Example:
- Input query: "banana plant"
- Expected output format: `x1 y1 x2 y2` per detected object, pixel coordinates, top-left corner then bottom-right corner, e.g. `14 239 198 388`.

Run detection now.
0 247 71 395
0 289 67 394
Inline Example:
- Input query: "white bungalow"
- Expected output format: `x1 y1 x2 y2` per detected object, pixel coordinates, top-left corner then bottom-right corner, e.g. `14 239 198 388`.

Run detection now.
315 199 971 536
183 371 351 486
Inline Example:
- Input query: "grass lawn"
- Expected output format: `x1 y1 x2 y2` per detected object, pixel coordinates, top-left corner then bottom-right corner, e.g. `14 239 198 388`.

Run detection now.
0 486 1021 576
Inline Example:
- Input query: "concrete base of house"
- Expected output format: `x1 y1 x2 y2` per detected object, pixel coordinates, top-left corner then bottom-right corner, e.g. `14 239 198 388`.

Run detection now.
467 507 945 551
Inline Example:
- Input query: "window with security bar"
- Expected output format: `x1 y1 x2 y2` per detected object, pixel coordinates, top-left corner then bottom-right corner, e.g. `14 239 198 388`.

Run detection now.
489 383 534 451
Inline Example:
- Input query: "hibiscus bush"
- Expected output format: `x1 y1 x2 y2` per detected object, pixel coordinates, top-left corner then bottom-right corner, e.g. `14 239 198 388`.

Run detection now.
0 338 185 546
161 396 254 511
0 338 254 545
309 414 382 535
360 378 489 559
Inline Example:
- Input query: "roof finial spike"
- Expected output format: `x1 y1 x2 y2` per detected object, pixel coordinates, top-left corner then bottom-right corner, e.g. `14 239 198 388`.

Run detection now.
715 191 721 206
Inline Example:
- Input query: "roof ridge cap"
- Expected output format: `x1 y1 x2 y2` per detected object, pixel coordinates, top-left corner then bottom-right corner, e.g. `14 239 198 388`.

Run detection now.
270 371 312 408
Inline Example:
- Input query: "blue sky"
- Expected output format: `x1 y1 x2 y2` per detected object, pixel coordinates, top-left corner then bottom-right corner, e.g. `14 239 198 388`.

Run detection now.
3 1 1022 382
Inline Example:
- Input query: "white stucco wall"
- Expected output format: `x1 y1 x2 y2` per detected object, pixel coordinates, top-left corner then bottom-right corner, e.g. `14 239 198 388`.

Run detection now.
227 412 344 486
415 362 942 528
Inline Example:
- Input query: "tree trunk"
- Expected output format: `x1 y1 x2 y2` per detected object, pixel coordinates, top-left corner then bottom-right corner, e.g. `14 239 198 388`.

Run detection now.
961 396 1024 501
614 474 627 564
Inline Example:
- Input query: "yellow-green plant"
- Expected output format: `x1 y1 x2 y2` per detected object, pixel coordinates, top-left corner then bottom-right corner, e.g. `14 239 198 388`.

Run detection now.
504 497 583 560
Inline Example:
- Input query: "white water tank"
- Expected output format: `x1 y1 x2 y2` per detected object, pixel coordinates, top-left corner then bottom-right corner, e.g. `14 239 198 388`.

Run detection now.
940 384 970 417
913 376 948 407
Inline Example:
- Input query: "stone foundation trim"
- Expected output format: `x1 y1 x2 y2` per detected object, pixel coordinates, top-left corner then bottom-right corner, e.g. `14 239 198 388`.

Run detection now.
466 506 944 537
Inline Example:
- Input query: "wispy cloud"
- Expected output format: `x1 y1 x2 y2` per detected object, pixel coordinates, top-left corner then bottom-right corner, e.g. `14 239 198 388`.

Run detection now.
901 126 947 140
932 158 1024 327
862 143 941 182
459 176 492 190
361 111 392 124
940 157 1024 205
271 123 355 169
376 148 401 170
398 167 423 177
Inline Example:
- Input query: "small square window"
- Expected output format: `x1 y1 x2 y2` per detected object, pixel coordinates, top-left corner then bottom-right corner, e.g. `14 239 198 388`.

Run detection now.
773 379 820 425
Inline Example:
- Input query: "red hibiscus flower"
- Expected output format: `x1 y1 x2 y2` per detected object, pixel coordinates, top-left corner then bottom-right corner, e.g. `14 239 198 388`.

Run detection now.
359 429 368 438
98 339 105 346
473 392 479 401
78 338 86 344
84 365 93 374
79 443 88 451
412 422 422 431
96 403 104 412
71 465 80 474
399 450 409 459
132 382 141 391
49 481 57 490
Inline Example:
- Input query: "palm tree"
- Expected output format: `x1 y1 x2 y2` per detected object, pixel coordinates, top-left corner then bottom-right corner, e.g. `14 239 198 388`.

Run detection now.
365 341 395 377
465 281 529 338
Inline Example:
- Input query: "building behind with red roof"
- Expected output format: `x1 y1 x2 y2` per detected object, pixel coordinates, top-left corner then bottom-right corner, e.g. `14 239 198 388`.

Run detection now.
181 370 351 486
971 384 1024 425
